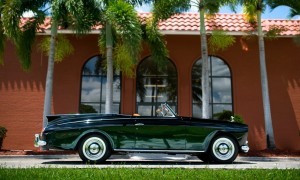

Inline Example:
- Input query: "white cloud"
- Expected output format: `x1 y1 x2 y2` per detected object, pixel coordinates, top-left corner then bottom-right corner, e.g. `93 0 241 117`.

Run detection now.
135 4 151 12
23 11 34 17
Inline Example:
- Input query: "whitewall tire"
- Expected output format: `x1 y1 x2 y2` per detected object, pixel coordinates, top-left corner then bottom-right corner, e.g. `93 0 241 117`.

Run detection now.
209 136 238 164
78 135 111 163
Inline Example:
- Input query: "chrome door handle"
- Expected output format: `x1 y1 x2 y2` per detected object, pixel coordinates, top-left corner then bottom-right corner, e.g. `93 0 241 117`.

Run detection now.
135 123 144 126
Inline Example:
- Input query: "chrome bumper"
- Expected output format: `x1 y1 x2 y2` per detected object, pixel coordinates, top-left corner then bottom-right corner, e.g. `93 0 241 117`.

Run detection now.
34 134 47 147
241 145 250 153
240 141 250 153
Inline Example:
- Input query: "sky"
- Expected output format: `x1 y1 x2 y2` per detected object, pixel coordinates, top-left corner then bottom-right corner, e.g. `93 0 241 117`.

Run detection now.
135 4 300 20
23 4 299 20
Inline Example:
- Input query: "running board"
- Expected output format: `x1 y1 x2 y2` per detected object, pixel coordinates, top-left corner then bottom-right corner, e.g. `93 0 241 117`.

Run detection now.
113 149 204 154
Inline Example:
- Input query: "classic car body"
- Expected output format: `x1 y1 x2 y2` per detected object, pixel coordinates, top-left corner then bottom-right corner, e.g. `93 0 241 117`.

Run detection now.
35 103 249 164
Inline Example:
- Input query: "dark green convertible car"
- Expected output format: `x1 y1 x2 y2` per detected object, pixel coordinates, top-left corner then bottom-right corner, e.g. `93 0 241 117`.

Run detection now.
35 103 249 164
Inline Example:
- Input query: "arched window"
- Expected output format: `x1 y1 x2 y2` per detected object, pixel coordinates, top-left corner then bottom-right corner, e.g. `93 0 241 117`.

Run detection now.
136 56 177 116
80 55 121 113
192 56 233 118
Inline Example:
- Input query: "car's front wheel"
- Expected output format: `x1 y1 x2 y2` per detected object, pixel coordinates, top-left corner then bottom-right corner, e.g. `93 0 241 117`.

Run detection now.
208 136 238 164
78 135 111 163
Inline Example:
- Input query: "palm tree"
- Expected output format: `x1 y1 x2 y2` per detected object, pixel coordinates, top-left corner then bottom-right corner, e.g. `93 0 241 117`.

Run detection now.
135 0 236 119
42 0 102 128
100 0 144 113
96 0 191 113
2 0 102 128
237 0 277 149
184 1 237 119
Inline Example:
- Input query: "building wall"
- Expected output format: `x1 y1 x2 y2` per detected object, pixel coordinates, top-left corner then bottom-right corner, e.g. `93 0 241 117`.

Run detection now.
0 34 299 151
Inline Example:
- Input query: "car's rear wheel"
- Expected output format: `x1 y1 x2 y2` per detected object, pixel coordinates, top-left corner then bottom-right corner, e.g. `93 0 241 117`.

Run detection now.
78 135 111 163
208 136 238 164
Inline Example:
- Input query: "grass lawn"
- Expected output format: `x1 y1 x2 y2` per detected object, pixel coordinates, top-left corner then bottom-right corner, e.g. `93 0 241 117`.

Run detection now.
0 168 299 179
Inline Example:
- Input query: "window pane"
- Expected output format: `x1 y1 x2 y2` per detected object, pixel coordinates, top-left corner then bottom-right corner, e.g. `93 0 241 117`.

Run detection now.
81 77 101 102
136 56 177 116
211 57 230 76
192 56 232 118
137 104 159 116
82 56 105 75
212 78 232 103
193 104 202 118
113 78 121 102
80 55 121 114
79 103 99 113
212 104 233 118
112 103 120 114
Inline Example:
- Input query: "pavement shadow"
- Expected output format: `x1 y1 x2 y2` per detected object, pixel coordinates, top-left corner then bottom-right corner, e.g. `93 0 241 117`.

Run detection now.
42 160 255 166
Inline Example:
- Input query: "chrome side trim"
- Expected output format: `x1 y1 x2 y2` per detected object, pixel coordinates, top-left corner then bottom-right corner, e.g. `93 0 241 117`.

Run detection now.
113 149 204 153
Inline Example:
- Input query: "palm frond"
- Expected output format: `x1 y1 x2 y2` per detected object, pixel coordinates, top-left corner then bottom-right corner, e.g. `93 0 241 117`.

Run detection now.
114 43 135 77
0 24 5 66
265 25 287 39
152 0 190 23
1 0 22 39
65 0 101 34
14 21 36 71
242 3 258 24
267 0 300 18
1 0 49 70
144 20 169 68
208 30 236 54
38 35 74 62
105 0 143 75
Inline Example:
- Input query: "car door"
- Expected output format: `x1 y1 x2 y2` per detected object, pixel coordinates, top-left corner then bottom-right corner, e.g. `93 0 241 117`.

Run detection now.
100 116 136 149
133 116 187 150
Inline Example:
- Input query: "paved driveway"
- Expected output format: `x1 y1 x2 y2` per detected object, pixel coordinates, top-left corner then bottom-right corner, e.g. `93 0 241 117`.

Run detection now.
0 153 299 169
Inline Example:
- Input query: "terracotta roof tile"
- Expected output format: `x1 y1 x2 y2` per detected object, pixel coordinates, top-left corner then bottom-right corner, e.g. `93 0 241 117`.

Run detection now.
23 13 299 36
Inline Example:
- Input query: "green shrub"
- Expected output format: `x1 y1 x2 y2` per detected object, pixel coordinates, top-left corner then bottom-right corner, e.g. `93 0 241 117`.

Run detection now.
214 110 245 124
214 110 233 121
232 114 245 124
0 126 7 150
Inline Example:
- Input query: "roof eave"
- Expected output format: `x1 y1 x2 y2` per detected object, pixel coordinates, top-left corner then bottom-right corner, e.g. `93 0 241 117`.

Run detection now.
37 29 297 38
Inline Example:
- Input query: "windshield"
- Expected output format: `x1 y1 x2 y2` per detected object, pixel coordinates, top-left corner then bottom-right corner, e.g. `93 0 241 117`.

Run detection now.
157 103 176 117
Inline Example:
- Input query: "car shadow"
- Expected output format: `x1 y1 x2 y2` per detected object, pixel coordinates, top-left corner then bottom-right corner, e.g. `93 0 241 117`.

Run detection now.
42 160 255 166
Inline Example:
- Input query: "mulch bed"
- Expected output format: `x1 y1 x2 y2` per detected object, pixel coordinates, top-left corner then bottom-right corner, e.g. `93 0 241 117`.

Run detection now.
240 149 300 157
0 149 299 157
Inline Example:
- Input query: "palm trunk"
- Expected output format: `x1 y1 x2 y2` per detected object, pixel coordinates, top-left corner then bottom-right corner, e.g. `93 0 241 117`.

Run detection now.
257 11 276 149
105 22 113 114
200 9 210 119
42 19 58 128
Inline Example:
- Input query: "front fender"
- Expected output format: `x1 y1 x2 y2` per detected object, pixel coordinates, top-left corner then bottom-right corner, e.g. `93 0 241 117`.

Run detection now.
202 131 219 152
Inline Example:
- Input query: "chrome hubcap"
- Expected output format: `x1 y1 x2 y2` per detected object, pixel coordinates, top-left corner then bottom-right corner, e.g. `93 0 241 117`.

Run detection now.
89 143 100 154
218 143 229 155
212 137 235 161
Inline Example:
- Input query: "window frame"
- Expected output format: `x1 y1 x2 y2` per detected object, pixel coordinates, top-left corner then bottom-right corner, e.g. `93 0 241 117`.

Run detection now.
136 56 178 116
79 55 122 114
192 56 234 118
